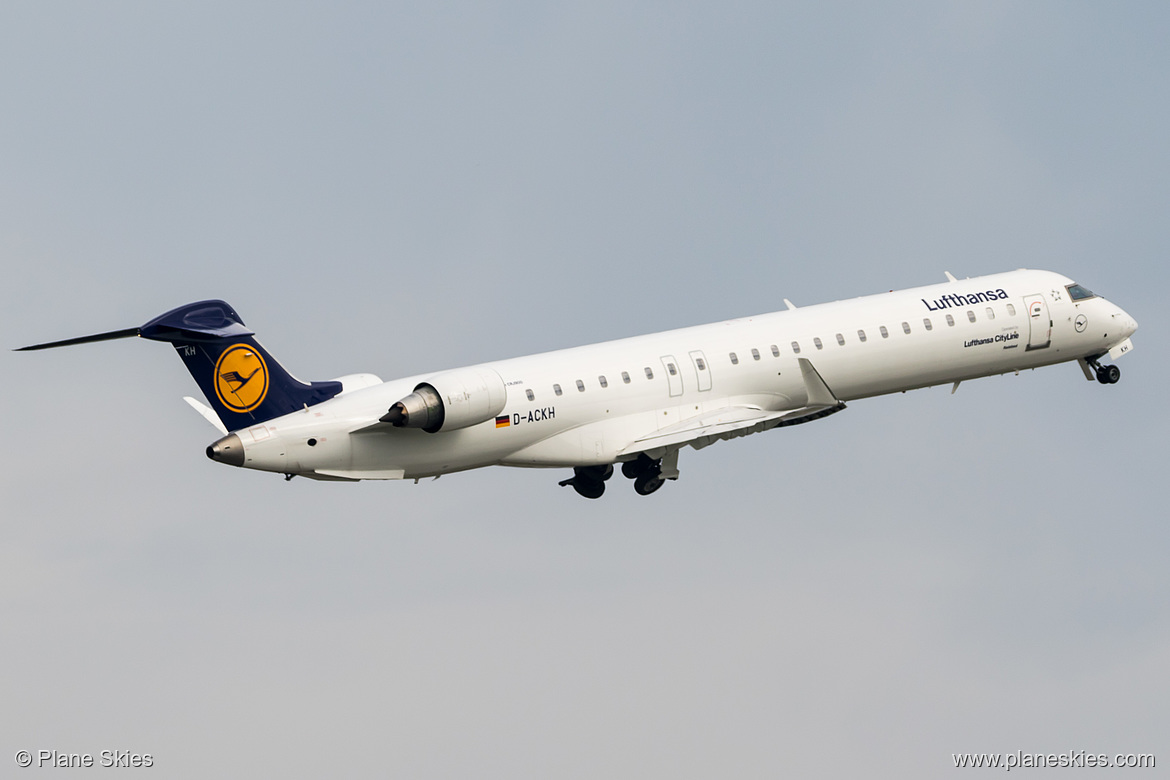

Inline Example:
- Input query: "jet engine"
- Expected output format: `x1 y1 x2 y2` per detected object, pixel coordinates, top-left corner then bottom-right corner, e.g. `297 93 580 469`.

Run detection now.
380 367 507 433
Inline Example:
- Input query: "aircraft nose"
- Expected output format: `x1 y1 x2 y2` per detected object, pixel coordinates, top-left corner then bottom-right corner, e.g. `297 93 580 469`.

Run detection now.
1118 307 1138 338
207 433 245 467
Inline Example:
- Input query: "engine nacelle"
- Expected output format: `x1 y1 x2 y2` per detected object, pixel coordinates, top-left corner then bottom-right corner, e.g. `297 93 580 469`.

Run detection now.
380 367 507 433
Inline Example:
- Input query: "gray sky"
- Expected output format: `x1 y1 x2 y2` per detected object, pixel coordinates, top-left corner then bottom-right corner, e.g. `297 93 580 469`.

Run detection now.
2 3 1167 777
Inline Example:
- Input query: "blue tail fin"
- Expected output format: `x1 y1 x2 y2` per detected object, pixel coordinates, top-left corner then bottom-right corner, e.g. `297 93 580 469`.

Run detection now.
17 300 341 429
139 300 341 430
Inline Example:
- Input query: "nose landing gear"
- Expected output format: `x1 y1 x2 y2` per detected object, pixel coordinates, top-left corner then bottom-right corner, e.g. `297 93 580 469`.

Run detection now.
1087 357 1121 385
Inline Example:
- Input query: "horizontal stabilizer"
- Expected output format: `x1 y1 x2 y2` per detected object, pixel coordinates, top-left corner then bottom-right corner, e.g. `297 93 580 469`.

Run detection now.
16 327 140 351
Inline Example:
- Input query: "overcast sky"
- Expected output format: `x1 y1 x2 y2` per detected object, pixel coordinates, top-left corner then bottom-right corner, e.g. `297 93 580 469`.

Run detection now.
2 3 1167 777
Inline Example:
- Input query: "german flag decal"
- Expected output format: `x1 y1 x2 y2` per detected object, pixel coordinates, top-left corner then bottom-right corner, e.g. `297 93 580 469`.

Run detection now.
495 415 510 428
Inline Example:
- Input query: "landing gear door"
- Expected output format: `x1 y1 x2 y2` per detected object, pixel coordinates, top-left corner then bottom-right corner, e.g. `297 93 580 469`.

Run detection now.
1024 294 1051 351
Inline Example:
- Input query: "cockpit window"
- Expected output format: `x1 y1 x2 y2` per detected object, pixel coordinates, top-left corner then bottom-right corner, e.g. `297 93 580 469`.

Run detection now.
1067 284 1097 301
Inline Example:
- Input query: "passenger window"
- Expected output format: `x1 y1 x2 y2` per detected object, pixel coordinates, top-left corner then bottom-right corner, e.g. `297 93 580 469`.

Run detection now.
644 367 654 380
526 389 535 401
967 310 976 323
923 318 933 331
1006 303 1016 316
814 337 823 350
576 379 585 392
770 344 780 357
900 322 910 334
858 329 867 342
667 362 677 376
946 314 955 327
599 375 608 388
986 307 995 320
696 358 706 371
622 371 631 384
880 326 889 338
791 341 801 354
729 352 739 365
751 348 760 361
835 333 845 346
553 383 562 396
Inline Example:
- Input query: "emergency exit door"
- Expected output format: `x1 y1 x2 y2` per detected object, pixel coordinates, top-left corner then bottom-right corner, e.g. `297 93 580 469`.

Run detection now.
660 355 684 397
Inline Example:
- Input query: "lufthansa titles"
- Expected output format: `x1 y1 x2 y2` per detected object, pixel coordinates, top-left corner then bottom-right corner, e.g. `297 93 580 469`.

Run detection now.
923 288 1008 311
964 331 1020 349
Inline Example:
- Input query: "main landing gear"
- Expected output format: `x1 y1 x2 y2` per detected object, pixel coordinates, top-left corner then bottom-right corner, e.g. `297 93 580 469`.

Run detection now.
559 452 679 499
1087 357 1121 385
558 464 613 499
622 454 667 496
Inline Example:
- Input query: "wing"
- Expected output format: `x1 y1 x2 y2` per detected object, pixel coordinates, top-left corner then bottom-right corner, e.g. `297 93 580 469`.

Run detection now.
619 358 846 458
618 402 845 458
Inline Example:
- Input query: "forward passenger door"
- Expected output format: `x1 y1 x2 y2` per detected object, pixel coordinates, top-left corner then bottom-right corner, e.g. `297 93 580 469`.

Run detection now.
1024 294 1051 350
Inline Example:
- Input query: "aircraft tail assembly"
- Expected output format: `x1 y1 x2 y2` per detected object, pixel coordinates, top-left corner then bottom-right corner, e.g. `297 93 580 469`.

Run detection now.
17 300 342 430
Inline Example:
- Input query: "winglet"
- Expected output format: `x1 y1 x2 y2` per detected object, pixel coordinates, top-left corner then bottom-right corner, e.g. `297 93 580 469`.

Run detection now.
797 358 839 407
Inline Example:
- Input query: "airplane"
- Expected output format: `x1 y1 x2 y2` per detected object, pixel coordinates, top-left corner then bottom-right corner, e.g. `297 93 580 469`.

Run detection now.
17 269 1137 498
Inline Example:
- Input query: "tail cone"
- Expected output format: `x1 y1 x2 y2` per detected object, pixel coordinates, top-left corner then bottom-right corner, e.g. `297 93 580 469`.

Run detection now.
207 433 245 467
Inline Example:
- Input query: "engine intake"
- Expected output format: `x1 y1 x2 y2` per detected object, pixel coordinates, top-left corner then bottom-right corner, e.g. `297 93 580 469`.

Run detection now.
380 368 507 433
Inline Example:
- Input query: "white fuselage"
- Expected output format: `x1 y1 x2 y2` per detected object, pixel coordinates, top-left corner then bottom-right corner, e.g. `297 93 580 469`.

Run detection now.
230 269 1137 481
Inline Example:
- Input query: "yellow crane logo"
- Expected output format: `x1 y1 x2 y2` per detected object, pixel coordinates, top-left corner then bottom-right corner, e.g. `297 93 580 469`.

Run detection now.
214 344 269 413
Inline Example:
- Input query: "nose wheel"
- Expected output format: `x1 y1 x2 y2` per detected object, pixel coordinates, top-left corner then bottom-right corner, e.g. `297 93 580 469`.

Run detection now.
1087 357 1121 384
